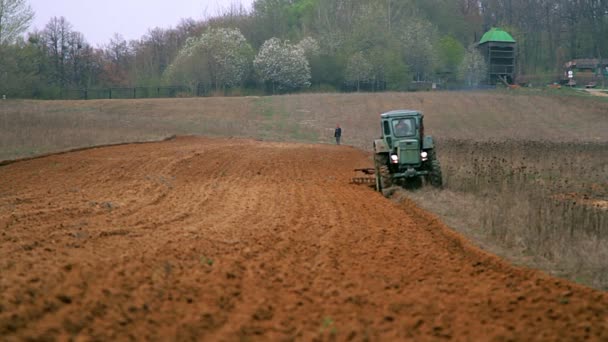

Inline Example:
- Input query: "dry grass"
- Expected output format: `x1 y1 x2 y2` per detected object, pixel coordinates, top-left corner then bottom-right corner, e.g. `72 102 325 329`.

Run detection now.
402 140 608 289
1 90 607 289
1 90 607 160
0 98 259 160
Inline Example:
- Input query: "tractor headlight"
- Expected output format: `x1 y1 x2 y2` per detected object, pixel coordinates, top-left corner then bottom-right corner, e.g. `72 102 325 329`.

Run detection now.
390 154 399 163
421 151 428 158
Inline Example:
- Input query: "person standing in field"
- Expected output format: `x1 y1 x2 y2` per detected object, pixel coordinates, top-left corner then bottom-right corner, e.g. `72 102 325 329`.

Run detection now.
334 124 342 145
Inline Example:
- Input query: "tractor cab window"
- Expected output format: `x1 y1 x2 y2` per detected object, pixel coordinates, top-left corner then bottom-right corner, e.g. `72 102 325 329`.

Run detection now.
383 120 391 136
392 118 414 137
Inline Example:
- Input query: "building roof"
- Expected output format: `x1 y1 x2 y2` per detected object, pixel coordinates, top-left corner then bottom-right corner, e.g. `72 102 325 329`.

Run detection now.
479 28 516 44
565 59 608 69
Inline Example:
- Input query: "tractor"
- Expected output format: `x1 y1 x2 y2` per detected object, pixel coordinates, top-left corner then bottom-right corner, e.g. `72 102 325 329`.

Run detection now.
370 109 442 192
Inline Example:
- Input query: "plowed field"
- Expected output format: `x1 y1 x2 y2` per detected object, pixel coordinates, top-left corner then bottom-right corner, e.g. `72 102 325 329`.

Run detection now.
1 136 606 341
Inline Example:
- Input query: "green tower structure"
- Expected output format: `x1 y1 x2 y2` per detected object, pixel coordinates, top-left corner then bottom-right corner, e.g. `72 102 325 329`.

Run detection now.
478 28 517 85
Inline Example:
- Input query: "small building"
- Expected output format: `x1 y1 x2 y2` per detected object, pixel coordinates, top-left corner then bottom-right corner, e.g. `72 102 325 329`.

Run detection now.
477 28 517 85
563 59 608 87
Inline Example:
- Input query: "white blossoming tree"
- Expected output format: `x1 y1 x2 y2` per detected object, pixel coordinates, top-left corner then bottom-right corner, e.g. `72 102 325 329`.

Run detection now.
398 19 438 82
459 44 488 86
345 52 374 91
253 37 311 92
164 28 253 92
297 36 320 59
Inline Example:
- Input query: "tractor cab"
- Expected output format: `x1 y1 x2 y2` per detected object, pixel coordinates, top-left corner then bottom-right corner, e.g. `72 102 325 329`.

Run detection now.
375 110 434 170
352 109 442 192
371 109 442 191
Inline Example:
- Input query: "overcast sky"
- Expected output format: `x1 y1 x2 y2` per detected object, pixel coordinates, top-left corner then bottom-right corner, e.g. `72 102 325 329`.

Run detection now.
28 0 256 47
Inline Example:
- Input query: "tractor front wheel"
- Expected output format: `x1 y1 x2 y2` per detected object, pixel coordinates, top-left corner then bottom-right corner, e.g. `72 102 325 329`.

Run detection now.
428 159 443 188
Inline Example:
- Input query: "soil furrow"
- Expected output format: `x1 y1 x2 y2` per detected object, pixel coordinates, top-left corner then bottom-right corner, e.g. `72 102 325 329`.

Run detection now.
0 136 606 341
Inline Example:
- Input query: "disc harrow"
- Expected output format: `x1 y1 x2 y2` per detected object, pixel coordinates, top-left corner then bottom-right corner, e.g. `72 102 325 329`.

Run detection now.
351 168 376 184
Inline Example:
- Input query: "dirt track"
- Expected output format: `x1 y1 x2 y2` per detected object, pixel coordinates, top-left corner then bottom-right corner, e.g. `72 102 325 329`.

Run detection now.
1 136 606 341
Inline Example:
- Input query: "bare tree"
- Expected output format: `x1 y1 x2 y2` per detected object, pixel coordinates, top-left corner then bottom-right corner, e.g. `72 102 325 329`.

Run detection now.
0 0 34 45
42 17 72 87
39 16 96 89
580 0 608 60
99 34 132 86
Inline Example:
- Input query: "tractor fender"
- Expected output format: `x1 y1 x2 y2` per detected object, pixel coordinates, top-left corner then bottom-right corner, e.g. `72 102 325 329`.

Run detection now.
373 139 389 153
423 136 435 150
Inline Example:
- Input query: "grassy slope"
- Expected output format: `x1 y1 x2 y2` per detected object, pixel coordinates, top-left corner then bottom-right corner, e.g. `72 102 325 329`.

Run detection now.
1 89 607 160
1 90 607 288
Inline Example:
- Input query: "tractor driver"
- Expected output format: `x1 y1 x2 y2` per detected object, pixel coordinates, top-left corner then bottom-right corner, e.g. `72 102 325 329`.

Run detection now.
394 119 412 136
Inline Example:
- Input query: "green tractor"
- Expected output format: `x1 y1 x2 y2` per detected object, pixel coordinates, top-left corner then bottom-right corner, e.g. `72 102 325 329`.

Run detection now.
372 110 442 192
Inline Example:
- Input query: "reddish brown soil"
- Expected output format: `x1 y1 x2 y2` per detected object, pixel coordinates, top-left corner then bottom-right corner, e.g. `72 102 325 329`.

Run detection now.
0 136 606 341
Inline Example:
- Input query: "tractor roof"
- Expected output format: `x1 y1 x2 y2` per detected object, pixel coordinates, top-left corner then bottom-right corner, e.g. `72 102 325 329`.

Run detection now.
380 110 422 119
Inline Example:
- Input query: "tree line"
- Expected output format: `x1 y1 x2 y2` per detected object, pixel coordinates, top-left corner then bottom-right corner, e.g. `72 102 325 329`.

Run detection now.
0 0 606 99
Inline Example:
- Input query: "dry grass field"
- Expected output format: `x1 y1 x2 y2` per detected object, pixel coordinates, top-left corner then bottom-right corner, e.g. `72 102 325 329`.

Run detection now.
1 90 607 160
1 90 607 289
403 140 607 288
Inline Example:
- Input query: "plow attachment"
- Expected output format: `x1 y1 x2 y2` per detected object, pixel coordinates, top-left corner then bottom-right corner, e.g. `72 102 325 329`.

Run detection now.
351 168 376 184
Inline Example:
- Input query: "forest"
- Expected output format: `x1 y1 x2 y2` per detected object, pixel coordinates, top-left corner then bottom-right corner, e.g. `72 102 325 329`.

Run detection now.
0 0 607 98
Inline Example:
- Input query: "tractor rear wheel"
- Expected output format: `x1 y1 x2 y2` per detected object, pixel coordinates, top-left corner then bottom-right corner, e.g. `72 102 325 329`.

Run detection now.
374 154 391 192
374 166 382 192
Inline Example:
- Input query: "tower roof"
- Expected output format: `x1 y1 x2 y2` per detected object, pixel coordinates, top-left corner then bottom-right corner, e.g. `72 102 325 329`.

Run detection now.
479 28 516 44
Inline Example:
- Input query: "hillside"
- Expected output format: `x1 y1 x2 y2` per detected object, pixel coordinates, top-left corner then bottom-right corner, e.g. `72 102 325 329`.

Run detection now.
1 90 607 161
1 91 607 289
